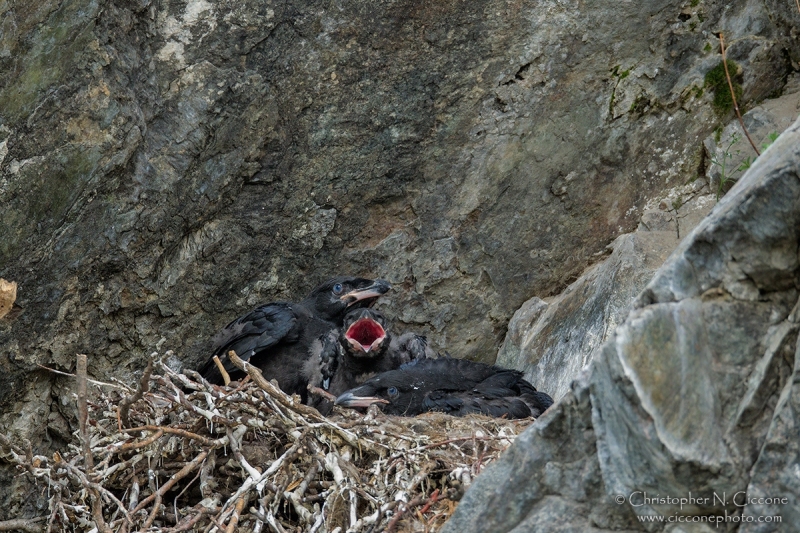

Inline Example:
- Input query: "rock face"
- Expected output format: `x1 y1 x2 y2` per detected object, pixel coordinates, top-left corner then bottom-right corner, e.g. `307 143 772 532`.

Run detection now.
442 116 800 532
499 87 800 402
498 183 714 401
1 0 799 516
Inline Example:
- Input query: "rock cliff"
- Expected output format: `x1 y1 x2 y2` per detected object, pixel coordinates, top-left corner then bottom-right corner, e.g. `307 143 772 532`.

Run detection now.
1 0 800 521
499 87 800 402
443 115 800 532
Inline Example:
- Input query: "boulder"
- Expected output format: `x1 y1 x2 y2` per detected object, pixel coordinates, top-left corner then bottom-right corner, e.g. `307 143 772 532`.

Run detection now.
499 87 800 402
443 115 800 531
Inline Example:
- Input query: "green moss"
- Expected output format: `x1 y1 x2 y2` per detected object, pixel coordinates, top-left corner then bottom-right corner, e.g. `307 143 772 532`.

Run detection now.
629 93 650 115
0 0 99 122
703 42 712 53
0 146 100 259
690 0 700 6
714 125 723 143
610 65 630 79
704 60 742 116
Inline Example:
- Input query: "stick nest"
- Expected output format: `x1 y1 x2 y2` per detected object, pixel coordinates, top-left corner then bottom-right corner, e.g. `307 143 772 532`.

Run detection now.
0 353 534 533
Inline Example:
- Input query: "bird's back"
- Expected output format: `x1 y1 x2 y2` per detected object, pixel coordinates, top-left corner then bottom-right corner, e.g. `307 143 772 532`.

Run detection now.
199 302 308 389
336 357 553 419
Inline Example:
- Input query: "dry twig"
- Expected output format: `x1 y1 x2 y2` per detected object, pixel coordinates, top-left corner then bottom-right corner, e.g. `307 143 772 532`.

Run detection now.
719 32 760 156
212 355 231 386
0 518 45 532
118 354 154 429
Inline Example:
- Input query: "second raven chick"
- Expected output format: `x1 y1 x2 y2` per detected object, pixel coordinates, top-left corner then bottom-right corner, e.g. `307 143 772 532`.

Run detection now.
335 357 553 419
307 308 433 413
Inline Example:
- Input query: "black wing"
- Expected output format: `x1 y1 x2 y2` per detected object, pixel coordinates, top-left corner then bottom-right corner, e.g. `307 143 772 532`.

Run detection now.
304 329 342 391
304 329 343 415
422 388 532 419
475 371 553 416
200 303 299 383
421 370 545 419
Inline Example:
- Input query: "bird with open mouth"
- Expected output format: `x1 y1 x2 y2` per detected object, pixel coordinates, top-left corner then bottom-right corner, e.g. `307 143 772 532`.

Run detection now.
343 308 388 355
335 357 553 419
198 276 391 402
307 307 434 414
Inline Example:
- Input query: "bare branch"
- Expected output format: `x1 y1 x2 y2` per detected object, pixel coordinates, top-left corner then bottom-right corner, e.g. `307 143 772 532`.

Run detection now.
719 33 759 156
212 355 231 386
118 354 154 429
0 517 45 532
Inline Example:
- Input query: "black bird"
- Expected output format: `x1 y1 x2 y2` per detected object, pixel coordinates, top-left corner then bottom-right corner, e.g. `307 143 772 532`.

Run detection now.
343 308 432 367
199 276 391 401
335 357 553 419
306 308 433 413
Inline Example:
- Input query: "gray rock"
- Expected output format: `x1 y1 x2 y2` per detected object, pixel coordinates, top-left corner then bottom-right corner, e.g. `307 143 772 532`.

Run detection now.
500 89 800 402
497 209 705 402
443 116 800 531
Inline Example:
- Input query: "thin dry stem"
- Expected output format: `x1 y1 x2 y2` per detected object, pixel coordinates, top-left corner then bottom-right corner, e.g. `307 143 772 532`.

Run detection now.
719 32 760 156
119 355 154 428
37 363 130 390
213 355 231 386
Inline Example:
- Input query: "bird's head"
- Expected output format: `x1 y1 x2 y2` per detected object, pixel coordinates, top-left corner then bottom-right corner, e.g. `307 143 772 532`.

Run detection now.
305 277 391 322
340 308 390 357
334 366 427 415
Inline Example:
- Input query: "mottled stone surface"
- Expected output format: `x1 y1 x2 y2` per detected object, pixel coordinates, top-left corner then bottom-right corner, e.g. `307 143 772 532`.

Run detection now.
498 182 714 401
498 88 800 402
1 0 800 517
443 117 800 531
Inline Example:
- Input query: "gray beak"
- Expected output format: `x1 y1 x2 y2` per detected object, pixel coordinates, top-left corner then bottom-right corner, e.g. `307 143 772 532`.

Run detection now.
335 391 390 408
340 279 391 305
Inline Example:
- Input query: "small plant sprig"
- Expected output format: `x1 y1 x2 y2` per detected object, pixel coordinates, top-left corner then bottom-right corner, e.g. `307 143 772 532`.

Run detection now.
710 132 742 200
711 130 779 200
762 131 779 152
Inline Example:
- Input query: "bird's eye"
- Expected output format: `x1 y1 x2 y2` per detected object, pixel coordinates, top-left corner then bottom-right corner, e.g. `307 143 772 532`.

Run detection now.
387 387 398 397
333 283 344 295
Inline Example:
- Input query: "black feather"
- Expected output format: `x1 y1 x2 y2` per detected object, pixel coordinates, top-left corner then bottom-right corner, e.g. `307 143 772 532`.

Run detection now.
336 357 553 419
198 276 390 402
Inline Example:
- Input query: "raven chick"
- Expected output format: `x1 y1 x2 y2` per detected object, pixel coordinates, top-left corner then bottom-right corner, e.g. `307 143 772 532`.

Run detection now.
335 357 553 419
199 276 390 401
307 308 434 413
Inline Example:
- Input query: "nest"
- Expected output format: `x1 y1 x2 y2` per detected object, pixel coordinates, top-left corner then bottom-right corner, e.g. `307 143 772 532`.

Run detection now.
0 352 534 533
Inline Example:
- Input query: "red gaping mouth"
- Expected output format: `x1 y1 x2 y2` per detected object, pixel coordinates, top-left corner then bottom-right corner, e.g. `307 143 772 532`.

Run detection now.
345 318 386 354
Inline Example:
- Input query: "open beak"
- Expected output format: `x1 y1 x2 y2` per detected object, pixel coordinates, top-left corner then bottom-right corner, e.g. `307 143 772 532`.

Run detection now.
340 279 391 307
335 391 390 408
345 317 386 354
